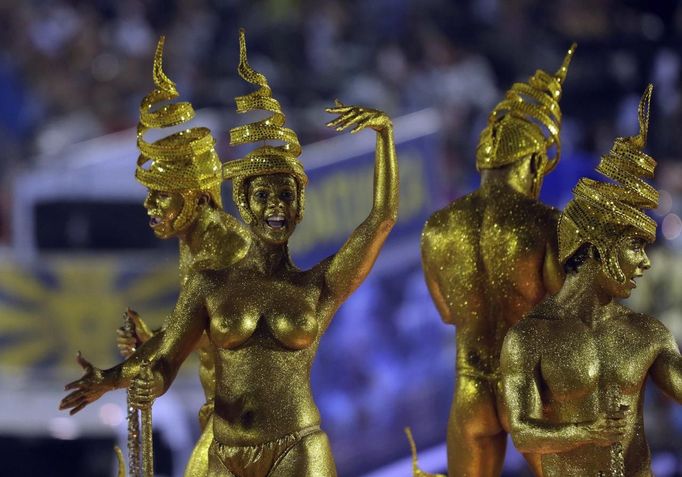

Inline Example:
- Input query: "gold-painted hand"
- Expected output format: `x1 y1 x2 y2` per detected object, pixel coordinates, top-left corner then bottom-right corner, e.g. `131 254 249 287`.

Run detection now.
59 352 116 415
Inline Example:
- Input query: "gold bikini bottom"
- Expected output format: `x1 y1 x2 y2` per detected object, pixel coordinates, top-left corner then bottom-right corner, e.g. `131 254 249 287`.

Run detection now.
207 425 322 477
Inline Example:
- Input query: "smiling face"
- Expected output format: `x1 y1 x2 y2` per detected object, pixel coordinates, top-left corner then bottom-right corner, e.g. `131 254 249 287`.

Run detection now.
600 235 651 299
143 189 187 239
246 174 299 244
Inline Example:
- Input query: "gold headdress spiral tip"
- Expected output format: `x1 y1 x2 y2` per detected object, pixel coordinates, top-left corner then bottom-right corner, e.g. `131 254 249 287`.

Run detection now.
476 42 577 173
135 36 222 212
152 36 177 97
224 28 307 224
559 84 657 283
555 42 577 87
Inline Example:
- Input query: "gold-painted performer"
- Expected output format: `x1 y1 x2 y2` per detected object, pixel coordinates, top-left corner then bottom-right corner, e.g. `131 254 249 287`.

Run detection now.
60 28 398 477
118 36 252 476
501 85 682 476
420 45 575 476
119 36 251 476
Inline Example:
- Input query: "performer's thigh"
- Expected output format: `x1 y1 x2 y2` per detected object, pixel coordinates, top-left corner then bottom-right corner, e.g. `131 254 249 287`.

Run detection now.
450 375 503 436
184 415 213 477
447 375 506 477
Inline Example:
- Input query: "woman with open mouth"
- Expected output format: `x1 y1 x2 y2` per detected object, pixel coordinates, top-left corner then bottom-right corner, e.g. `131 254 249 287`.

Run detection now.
60 28 398 477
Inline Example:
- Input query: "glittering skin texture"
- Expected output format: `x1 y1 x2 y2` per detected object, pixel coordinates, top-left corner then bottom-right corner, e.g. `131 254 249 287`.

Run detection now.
120 36 251 477
421 46 575 477
502 86 682 476
60 29 399 477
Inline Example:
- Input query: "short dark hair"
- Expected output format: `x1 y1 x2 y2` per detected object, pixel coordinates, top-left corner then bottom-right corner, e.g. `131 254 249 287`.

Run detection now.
564 243 600 274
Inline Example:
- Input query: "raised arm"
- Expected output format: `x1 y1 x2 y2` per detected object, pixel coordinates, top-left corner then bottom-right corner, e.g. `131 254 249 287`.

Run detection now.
59 272 209 415
501 324 624 454
650 326 682 403
321 102 398 309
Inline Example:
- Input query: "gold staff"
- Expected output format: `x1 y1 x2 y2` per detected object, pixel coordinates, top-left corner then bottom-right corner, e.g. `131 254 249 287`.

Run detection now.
138 360 155 477
123 312 142 477
120 358 155 477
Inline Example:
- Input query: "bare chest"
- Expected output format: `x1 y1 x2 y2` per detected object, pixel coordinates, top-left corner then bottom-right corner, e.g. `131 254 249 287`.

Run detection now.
206 270 321 350
539 321 657 405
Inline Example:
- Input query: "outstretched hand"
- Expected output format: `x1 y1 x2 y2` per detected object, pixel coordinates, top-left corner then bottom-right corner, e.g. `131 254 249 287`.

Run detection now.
325 100 392 134
59 352 116 415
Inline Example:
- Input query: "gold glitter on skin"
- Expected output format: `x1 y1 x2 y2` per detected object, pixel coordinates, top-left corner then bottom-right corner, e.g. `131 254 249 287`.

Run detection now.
111 36 251 476
421 45 575 477
502 85 682 476
60 28 398 477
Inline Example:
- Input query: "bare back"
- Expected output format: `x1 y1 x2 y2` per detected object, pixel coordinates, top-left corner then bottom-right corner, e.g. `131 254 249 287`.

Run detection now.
421 182 561 374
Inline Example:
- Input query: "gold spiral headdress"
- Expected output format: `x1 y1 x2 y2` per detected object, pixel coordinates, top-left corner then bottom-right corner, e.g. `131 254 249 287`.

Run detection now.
476 43 577 175
136 37 223 230
223 28 308 224
558 84 657 283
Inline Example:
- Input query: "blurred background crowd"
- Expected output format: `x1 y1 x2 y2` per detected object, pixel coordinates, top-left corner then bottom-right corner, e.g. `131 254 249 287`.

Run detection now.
2 0 682 476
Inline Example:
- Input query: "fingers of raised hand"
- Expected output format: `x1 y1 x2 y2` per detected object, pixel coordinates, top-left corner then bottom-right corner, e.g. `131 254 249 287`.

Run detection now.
325 107 364 127
350 112 382 133
332 111 370 131
324 98 352 115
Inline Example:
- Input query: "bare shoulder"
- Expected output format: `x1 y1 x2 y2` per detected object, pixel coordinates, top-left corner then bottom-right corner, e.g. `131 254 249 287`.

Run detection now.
503 311 548 366
193 211 250 271
523 199 560 230
300 256 328 285
186 267 222 291
625 309 674 340
422 192 481 249
512 298 561 337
